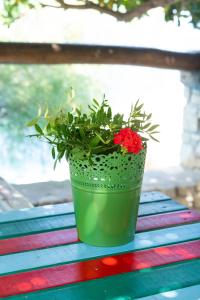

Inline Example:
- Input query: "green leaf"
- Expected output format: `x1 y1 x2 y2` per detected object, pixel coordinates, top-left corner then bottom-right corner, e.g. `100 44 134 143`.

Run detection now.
134 99 140 110
44 107 49 118
141 137 149 141
51 147 56 159
148 124 160 132
142 123 151 129
76 108 81 116
71 148 85 160
68 112 73 123
46 123 51 133
95 132 111 144
88 105 96 113
68 87 75 101
53 159 58 170
89 135 100 147
38 107 42 117
58 149 65 161
146 113 152 121
93 99 100 107
26 117 39 127
79 128 85 139
135 103 144 111
149 134 160 142
34 124 44 135
88 154 94 165
107 107 112 119
27 134 41 138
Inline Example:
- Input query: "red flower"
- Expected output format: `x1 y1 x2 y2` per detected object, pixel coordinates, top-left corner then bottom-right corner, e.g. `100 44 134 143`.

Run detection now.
114 128 143 154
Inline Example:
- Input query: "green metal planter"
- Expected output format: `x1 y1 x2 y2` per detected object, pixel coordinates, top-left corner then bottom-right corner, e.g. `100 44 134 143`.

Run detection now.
69 149 146 247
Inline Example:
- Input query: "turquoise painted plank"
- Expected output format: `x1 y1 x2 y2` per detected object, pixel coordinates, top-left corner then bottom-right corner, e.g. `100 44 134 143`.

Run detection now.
138 284 200 300
0 214 75 239
0 201 186 239
1 222 200 275
138 200 185 216
6 259 200 300
140 191 170 202
0 192 170 224
0 202 74 224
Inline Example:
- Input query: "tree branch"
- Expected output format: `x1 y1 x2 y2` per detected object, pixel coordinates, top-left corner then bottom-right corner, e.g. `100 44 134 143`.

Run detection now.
40 0 188 21
1 42 200 71
119 0 182 21
41 0 123 19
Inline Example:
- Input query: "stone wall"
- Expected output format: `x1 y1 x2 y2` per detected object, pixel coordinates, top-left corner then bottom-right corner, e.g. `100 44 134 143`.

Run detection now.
142 167 200 210
181 71 200 168
0 177 33 211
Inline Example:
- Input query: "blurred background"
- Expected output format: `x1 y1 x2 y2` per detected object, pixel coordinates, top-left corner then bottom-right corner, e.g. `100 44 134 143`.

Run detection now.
0 0 200 210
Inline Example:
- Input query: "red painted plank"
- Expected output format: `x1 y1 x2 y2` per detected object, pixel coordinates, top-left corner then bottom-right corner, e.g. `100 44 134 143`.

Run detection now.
0 228 78 255
0 240 200 298
0 210 200 256
137 209 200 232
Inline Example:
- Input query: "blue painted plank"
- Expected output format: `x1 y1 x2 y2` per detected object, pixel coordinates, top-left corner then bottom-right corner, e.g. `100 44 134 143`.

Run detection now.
0 201 186 239
138 200 185 216
138 284 200 300
140 191 170 202
0 222 200 275
0 214 75 239
0 202 74 224
0 192 171 224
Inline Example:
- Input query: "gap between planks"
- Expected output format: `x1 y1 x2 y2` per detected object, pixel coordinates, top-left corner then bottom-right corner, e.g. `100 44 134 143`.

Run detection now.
0 200 187 241
0 222 200 275
0 209 200 255
0 191 171 224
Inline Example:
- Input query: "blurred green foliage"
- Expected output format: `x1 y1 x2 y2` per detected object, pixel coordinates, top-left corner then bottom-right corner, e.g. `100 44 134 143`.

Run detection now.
0 64 99 143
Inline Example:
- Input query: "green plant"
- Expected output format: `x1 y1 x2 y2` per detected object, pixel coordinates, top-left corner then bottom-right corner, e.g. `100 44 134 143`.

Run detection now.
28 96 159 167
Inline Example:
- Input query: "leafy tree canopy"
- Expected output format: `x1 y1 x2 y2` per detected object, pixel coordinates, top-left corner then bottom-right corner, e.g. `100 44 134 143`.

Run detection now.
0 64 99 145
1 0 200 28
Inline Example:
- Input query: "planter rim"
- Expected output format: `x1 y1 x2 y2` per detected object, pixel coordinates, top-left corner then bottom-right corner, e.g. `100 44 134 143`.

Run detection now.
69 148 146 193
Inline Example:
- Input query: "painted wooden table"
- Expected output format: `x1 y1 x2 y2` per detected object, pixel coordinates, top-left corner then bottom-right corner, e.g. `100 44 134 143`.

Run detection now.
0 191 200 299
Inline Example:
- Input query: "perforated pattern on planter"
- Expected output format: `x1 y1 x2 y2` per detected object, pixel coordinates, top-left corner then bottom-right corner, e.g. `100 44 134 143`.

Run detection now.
69 150 146 192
